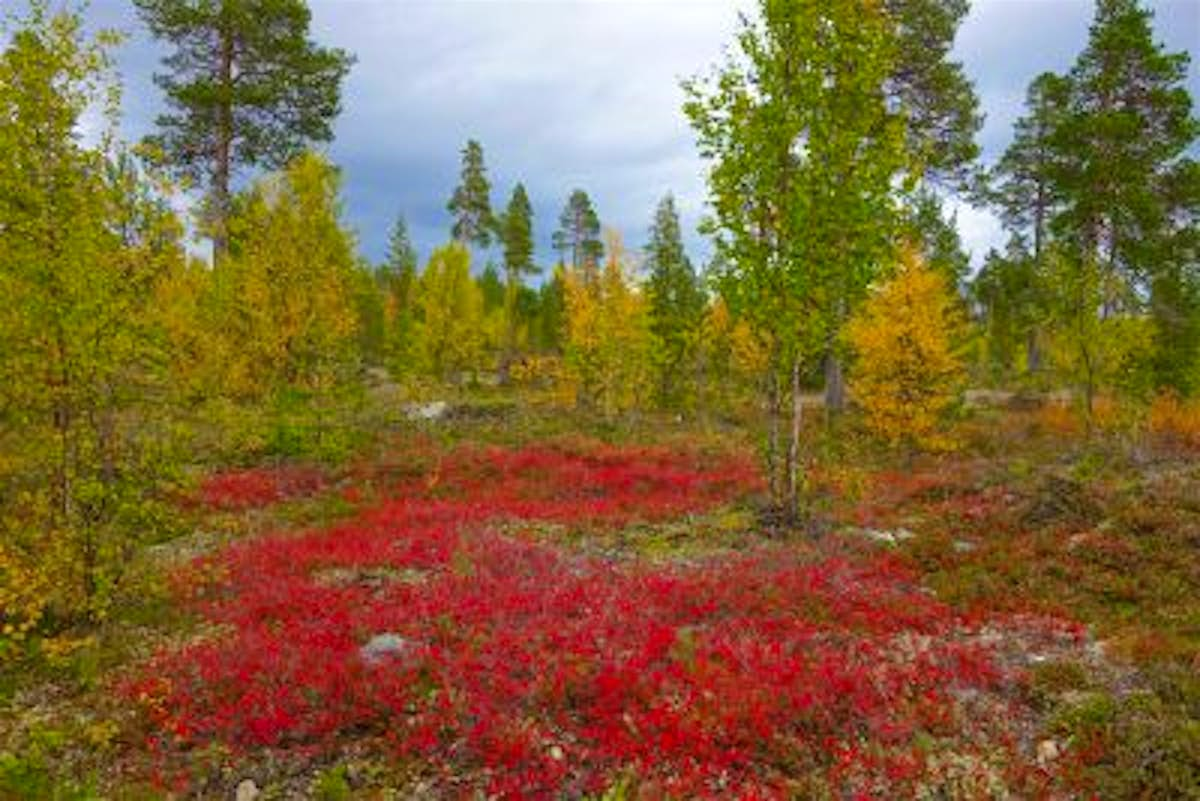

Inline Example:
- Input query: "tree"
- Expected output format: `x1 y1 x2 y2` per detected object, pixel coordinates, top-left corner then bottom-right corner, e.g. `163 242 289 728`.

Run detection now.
901 187 970 290
0 2 184 627
983 0 1198 401
133 0 353 263
846 247 967 454
684 0 906 519
986 73 1072 264
970 241 1046 383
562 232 651 417
552 189 603 275
645 193 704 409
1057 0 1197 395
211 152 360 397
379 214 419 375
499 183 537 362
447 139 495 248
414 243 485 380
884 0 983 188
1040 245 1155 419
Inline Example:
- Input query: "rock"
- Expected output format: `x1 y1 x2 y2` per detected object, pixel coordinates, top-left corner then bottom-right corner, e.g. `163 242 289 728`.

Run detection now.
1037 739 1060 766
953 539 976 553
404 401 449 421
855 527 915 546
360 633 412 665
548 745 564 761
235 779 260 801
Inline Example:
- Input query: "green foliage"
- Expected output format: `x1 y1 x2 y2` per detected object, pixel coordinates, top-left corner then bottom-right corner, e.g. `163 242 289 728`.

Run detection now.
553 189 603 273
0 2 185 629
900 187 970 290
311 763 352 801
970 243 1046 384
883 0 982 188
684 0 909 511
499 182 537 360
210 151 362 397
447 139 495 247
1050 668 1200 800
981 0 1198 398
645 194 704 411
133 0 353 258
378 214 420 376
1040 246 1156 415
415 243 487 379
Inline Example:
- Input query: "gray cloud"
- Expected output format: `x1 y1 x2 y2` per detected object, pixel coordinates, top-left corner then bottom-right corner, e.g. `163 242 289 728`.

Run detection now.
77 0 1200 271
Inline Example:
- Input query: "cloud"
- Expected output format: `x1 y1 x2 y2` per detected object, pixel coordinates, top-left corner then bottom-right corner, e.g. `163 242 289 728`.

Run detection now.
76 0 1199 272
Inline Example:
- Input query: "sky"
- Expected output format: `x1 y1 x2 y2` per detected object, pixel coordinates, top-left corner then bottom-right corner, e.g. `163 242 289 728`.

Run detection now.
76 0 1200 272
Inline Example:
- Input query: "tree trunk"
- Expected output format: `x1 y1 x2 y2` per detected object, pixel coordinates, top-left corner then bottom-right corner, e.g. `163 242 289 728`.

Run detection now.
765 362 781 510
212 21 235 265
1025 329 1041 375
823 351 845 413
787 357 803 524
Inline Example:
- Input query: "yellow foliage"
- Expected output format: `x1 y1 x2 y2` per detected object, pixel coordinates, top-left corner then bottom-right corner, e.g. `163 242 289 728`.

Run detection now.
510 355 573 407
846 246 967 452
215 152 360 397
562 232 652 417
1148 392 1200 450
0 541 48 658
414 242 486 379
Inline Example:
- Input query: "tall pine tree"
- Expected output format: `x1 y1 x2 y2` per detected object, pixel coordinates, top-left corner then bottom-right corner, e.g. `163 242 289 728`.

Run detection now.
134 0 353 263
499 183 536 362
447 139 495 248
552 189 603 275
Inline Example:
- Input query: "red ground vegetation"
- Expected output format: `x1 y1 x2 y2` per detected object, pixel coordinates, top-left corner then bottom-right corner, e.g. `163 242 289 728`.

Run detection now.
132 444 1076 798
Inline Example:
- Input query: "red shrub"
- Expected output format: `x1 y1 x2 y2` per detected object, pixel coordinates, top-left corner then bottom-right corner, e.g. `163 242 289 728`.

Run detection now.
198 464 328 510
132 444 1061 798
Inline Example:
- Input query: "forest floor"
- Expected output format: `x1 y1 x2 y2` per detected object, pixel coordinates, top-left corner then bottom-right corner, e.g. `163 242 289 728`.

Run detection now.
1 404 1197 800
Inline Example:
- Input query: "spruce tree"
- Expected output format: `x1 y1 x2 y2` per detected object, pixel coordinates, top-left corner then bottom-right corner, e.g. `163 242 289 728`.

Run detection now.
380 215 419 374
645 194 704 409
134 0 353 263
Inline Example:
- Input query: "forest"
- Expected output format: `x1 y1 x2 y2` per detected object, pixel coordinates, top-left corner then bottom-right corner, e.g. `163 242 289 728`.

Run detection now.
0 0 1197 798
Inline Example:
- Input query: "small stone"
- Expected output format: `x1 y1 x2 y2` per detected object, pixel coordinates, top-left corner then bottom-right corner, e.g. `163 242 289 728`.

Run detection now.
360 633 412 665
548 745 564 761
235 779 260 801
404 401 449 421
953 539 976 553
1037 739 1060 766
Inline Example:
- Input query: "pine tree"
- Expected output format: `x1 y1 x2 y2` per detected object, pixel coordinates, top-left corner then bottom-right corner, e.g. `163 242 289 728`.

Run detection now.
987 72 1072 263
133 0 353 263
645 193 704 409
884 0 983 188
552 189 603 275
447 139 495 248
499 183 536 361
1057 0 1198 394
